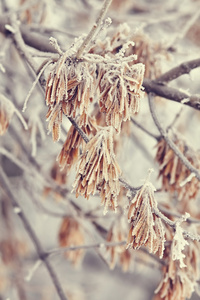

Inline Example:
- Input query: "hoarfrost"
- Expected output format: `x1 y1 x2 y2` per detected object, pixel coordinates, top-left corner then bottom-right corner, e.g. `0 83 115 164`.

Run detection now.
172 223 189 268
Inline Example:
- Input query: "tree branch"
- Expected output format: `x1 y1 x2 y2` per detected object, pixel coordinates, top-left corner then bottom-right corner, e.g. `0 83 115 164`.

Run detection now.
0 14 57 53
131 117 160 141
143 79 200 110
0 167 68 300
156 57 200 83
47 241 126 257
148 93 200 181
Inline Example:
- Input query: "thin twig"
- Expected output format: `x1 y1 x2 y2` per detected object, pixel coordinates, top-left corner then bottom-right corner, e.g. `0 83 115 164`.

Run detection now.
166 107 183 131
76 0 112 58
168 10 200 49
22 59 53 112
119 177 141 196
154 208 200 242
0 167 68 300
47 241 125 256
130 132 154 163
131 117 160 140
9 16 90 145
68 116 89 143
148 93 200 181
158 205 200 225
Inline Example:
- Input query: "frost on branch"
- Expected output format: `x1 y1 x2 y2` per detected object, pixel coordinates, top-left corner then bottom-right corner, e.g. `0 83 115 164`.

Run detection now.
73 127 121 214
155 132 200 202
127 180 165 258
171 223 189 268
45 53 96 141
154 241 200 300
99 62 144 132
58 216 85 266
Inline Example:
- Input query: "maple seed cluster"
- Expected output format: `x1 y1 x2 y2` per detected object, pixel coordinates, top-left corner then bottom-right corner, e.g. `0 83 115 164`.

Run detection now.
127 181 165 258
154 241 200 300
73 127 121 215
45 53 96 141
45 50 144 141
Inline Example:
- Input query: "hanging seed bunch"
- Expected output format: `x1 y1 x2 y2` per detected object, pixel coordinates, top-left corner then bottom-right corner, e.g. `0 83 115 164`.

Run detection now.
90 23 167 79
58 216 85 265
127 179 165 258
99 62 144 132
155 132 200 202
45 52 96 141
154 242 200 300
57 114 97 171
89 23 131 56
73 127 121 214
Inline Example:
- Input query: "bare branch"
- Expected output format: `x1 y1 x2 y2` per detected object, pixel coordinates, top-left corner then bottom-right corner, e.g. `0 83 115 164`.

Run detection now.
131 117 160 140
143 79 200 110
47 241 126 257
0 167 68 300
156 57 200 83
166 107 184 131
0 14 57 53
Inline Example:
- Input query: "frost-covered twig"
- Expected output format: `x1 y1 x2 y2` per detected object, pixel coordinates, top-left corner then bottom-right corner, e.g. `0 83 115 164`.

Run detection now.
166 107 183 131
119 177 141 196
47 241 126 257
148 93 200 181
143 79 200 110
159 205 200 225
0 167 68 300
23 59 53 112
131 117 160 141
24 260 42 282
154 208 200 242
68 116 89 143
76 0 112 58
